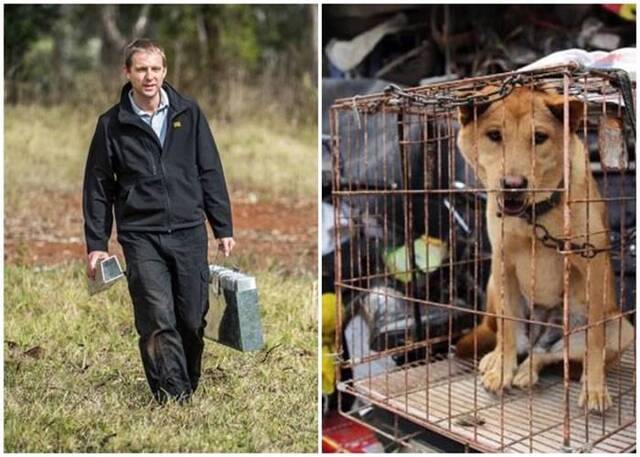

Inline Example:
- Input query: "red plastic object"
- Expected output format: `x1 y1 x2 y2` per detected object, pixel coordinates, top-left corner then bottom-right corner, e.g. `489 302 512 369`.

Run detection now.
322 411 384 453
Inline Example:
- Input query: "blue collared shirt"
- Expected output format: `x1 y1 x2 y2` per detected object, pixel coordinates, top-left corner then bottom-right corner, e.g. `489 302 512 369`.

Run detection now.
128 88 170 145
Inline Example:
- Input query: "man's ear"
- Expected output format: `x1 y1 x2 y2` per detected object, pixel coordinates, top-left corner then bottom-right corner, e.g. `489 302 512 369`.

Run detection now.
122 66 130 80
544 94 585 131
458 101 492 126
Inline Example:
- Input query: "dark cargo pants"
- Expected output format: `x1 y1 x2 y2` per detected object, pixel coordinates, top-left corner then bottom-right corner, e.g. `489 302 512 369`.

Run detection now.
118 224 209 403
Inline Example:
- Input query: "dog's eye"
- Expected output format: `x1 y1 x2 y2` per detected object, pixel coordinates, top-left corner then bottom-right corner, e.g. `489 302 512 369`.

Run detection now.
486 130 502 142
534 132 549 145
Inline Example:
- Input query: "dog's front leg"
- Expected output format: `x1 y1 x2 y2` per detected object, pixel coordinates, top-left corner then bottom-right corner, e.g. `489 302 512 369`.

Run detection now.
575 253 613 413
479 262 519 392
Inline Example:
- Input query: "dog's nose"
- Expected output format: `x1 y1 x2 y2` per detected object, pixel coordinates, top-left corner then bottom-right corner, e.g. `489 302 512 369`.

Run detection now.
501 175 528 190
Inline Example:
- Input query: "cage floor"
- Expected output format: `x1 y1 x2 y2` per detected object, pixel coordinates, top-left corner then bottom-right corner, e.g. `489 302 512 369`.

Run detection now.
345 350 636 453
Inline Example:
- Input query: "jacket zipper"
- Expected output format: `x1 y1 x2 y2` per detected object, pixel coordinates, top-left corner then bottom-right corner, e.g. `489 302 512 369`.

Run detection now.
160 160 172 233
160 109 186 233
142 138 157 175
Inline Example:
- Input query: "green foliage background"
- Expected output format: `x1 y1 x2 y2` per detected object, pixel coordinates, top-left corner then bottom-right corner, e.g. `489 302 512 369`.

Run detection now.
4 4 317 125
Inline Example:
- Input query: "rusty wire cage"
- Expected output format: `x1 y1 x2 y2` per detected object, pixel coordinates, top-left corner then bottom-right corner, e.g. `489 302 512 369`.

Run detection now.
329 64 636 453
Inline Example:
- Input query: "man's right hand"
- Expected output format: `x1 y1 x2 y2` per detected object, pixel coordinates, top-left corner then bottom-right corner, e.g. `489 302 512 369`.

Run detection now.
87 251 110 279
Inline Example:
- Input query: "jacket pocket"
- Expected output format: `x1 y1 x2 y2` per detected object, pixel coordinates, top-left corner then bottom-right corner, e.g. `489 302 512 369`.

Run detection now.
120 176 166 220
169 170 204 225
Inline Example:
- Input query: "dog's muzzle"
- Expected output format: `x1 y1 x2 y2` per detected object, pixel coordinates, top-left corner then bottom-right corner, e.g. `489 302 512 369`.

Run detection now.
498 175 529 216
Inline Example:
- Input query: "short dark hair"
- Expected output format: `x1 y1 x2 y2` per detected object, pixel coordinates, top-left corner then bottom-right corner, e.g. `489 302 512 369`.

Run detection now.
123 39 167 69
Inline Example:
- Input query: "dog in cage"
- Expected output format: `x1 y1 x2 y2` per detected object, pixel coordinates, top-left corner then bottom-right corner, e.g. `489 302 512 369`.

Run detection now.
454 85 634 413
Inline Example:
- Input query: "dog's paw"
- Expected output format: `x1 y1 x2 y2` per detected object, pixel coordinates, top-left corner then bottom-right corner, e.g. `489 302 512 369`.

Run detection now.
578 384 611 413
512 362 539 389
478 350 515 392
478 350 499 374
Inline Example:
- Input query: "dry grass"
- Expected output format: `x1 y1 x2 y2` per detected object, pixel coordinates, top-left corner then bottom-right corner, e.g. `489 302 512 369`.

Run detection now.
4 104 316 208
5 261 318 452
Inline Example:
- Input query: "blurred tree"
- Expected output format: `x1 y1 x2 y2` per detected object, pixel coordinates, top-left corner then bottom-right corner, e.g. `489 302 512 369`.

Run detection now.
4 4 316 124
5 4 60 103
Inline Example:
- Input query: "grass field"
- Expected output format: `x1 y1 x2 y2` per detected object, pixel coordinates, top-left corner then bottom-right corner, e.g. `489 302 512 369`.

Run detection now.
5 261 317 452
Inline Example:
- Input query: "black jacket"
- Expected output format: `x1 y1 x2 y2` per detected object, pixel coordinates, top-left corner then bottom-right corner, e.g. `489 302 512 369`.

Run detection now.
83 82 233 253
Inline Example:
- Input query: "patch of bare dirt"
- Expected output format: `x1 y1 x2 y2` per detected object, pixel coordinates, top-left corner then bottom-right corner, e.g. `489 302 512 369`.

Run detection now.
5 191 317 274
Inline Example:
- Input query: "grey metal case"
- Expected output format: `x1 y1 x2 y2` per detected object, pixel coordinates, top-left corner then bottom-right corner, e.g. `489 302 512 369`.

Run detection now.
204 265 264 352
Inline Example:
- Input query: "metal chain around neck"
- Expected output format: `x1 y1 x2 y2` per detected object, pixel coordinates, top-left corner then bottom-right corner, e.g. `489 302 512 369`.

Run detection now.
496 181 606 259
532 222 600 259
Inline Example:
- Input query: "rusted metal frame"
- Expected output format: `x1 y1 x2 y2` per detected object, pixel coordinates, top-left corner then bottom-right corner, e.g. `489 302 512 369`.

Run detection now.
341 372 604 454
397 108 411 416
613 83 626 429
348 364 476 402
572 418 637 453
382 105 391 397
566 309 636 335
445 95 456 432
570 196 636 203
399 109 425 344
582 73 592 441
470 84 483 443
336 281 568 329
527 79 537 452
499 396 636 452
337 382 499 453
561 227 613 240
450 380 633 453
363 109 374 397
498 68 508 450
337 407 414 449
430 376 573 422
330 107 346 419
331 64 581 108
333 186 563 196
338 110 355 372
421 107 432 422
331 68 635 453
435 102 446 342
598 76 609 436
338 255 493 282
561 71 573 450
341 334 460 367
624 80 636 431
349 105 364 384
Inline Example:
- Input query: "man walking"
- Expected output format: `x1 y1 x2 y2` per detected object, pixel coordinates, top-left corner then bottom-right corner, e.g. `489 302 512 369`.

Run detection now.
83 39 235 403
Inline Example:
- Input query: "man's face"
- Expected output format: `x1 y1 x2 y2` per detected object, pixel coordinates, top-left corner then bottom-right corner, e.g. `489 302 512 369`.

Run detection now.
123 50 167 101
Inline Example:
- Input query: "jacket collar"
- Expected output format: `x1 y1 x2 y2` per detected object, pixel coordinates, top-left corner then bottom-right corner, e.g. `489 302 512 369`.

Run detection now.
128 87 169 116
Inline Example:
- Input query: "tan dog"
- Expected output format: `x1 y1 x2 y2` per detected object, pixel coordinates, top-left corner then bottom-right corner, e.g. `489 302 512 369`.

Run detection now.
455 86 634 412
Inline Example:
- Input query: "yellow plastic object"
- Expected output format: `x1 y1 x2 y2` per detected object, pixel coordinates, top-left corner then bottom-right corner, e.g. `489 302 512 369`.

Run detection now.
322 293 337 341
619 4 636 21
383 236 447 283
322 345 336 394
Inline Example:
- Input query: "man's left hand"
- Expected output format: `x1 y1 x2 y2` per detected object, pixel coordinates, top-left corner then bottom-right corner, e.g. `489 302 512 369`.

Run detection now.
218 237 235 257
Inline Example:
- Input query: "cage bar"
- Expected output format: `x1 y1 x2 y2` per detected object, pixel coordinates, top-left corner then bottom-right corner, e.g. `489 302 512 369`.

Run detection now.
330 65 636 453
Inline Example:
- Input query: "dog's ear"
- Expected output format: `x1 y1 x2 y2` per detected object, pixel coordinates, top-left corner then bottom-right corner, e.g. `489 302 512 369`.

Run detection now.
458 101 492 126
544 94 585 131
